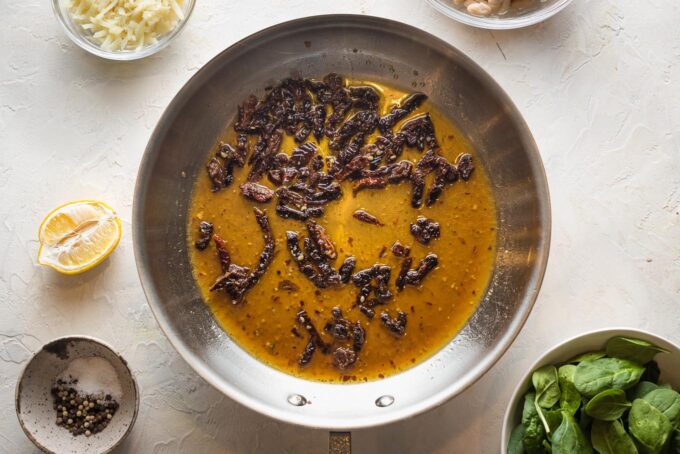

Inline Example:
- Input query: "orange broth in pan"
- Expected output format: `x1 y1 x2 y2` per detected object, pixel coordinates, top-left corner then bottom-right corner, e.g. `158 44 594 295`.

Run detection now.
188 80 497 382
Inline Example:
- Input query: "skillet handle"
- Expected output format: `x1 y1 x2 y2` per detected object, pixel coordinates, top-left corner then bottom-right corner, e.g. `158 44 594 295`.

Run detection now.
329 431 351 454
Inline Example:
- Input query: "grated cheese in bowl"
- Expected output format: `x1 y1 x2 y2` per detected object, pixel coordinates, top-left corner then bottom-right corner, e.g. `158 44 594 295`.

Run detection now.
64 0 186 52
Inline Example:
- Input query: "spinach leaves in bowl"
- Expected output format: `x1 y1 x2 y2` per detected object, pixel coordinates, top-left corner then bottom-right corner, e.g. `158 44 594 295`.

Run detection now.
508 336 680 453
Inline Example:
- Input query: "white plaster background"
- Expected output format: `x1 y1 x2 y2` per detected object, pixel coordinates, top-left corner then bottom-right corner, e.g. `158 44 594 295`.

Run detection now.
1 0 679 452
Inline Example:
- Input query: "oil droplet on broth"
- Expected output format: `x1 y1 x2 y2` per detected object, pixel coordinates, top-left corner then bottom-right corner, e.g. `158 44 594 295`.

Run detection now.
187 78 497 383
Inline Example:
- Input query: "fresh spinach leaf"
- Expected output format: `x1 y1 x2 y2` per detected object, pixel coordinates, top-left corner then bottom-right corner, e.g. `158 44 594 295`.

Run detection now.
560 379 582 416
535 401 552 436
523 392 547 453
551 412 593 454
574 358 645 398
606 337 669 365
629 381 660 401
534 365 561 409
643 389 680 428
566 351 607 364
556 364 581 416
508 424 526 454
558 364 577 384
585 389 632 421
544 409 564 435
590 419 638 454
629 398 673 454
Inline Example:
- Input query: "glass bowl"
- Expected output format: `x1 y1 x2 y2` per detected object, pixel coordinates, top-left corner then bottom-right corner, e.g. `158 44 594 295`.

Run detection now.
52 0 196 60
427 0 573 30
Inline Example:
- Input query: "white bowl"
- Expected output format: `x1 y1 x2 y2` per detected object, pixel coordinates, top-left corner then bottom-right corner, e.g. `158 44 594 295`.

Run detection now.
500 328 680 453
16 336 139 454
427 0 574 30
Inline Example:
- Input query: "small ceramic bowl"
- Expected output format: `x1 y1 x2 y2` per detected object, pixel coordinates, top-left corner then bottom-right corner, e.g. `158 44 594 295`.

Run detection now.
501 328 680 453
427 0 574 30
52 0 195 60
16 336 139 454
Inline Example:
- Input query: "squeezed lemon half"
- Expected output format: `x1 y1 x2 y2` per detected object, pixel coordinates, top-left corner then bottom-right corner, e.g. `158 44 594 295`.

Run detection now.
37 200 122 274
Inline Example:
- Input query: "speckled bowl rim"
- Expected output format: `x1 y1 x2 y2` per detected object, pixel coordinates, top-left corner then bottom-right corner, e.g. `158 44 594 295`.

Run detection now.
15 335 140 454
500 327 680 453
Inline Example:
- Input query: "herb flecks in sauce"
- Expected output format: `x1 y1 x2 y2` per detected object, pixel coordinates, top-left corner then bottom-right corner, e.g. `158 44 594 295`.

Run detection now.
188 75 496 382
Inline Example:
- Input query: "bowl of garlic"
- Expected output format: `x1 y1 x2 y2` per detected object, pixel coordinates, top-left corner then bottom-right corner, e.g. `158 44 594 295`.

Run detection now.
427 0 573 29
52 0 195 60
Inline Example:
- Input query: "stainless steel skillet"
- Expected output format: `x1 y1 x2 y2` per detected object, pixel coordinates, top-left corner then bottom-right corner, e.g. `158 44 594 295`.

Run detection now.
133 14 550 450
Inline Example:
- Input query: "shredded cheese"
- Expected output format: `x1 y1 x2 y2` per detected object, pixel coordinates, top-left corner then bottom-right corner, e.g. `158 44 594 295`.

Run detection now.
65 0 185 52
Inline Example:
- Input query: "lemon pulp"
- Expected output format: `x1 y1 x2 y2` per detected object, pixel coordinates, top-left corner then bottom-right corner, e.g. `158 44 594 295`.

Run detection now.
38 200 122 274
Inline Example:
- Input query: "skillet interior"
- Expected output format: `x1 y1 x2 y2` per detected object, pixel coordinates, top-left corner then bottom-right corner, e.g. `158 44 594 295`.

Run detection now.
133 15 550 429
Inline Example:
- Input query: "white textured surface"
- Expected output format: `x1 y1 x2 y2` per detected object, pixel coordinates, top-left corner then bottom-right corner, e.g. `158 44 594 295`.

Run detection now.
2 1 679 452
